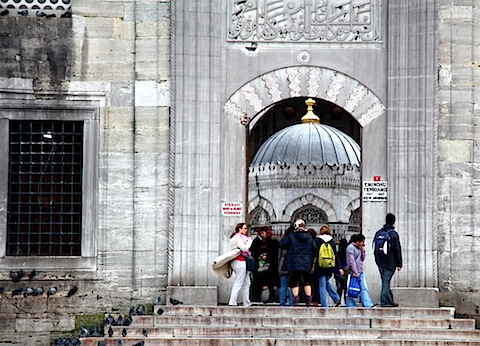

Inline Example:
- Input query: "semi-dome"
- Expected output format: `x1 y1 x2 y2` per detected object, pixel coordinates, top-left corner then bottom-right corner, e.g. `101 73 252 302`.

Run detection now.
251 99 360 167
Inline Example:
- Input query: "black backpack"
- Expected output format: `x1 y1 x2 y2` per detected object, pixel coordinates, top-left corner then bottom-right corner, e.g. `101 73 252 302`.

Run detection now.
374 229 391 257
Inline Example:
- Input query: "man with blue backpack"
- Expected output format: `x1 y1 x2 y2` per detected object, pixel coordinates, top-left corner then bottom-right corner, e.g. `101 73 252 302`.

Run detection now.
373 213 403 307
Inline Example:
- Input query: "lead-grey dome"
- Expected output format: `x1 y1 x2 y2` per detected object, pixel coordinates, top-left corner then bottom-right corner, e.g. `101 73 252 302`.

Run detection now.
251 123 360 166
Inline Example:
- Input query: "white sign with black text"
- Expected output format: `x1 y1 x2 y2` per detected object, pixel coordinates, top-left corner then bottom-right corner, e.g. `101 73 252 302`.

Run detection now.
363 181 388 202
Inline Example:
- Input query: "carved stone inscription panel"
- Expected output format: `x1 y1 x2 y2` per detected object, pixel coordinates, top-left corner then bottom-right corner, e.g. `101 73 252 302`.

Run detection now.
228 0 381 42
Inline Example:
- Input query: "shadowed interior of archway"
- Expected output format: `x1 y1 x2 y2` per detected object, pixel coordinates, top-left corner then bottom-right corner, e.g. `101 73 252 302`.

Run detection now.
248 97 361 240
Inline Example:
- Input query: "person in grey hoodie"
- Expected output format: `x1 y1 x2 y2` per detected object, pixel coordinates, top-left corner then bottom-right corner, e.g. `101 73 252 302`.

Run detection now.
315 226 343 307
279 219 317 306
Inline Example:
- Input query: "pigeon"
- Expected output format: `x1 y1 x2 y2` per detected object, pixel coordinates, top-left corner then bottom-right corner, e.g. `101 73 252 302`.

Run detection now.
116 314 123 327
169 297 184 305
135 304 147 316
122 315 132 326
28 269 37 281
97 341 106 346
18 10 28 16
47 287 58 296
117 340 123 346
88 325 96 335
128 306 136 316
104 314 114 326
156 308 164 316
33 287 44 296
12 287 24 297
132 341 144 346
121 328 127 337
142 328 148 337
0 9 9 16
108 326 114 337
46 13 56 18
64 336 74 346
61 11 72 18
79 325 89 338
67 285 78 297
72 338 81 346
24 287 34 297
10 269 24 282
54 337 65 346
154 296 162 305
89 326 102 337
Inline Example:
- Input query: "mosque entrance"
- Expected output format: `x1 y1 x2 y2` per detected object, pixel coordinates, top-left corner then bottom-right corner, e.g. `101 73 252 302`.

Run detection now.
247 97 362 242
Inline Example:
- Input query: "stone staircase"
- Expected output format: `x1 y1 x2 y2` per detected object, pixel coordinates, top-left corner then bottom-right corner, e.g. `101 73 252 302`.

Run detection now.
77 305 480 346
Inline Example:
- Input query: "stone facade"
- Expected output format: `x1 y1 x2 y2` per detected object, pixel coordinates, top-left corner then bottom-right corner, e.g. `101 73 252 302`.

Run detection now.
0 0 479 342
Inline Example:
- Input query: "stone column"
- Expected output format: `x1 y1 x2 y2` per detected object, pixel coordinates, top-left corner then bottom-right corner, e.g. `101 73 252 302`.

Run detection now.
171 1 236 297
387 1 437 288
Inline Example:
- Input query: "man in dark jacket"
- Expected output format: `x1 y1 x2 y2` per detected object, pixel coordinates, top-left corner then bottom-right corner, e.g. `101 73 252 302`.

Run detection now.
374 213 403 307
279 219 317 306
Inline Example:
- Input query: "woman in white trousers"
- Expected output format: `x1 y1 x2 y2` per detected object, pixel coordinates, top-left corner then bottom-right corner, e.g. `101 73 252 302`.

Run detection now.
228 222 253 306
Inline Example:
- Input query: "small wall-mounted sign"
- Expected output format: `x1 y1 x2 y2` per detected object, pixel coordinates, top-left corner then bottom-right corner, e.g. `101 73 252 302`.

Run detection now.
221 202 243 216
363 181 387 202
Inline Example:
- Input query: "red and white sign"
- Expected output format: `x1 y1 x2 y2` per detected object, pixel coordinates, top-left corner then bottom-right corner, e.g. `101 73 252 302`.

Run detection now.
221 202 243 216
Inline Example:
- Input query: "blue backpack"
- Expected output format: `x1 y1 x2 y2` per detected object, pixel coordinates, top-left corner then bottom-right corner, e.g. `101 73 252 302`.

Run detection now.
374 229 391 257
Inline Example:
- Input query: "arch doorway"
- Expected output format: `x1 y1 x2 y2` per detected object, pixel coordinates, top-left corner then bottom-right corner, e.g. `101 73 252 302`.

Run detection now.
223 65 386 243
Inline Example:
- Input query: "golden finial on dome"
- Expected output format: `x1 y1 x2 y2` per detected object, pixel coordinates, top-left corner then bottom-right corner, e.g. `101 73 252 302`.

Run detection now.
301 98 320 124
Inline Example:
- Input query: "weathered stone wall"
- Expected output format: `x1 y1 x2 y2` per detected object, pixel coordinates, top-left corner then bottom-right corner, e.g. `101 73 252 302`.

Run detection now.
437 1 480 323
0 1 171 343
0 17 74 92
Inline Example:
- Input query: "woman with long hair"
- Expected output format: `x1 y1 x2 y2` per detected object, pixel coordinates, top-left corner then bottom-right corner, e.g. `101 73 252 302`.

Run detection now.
228 222 253 307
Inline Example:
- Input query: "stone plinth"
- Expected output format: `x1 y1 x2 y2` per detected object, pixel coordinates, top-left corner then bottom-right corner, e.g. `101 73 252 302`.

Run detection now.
166 286 218 306
391 288 439 308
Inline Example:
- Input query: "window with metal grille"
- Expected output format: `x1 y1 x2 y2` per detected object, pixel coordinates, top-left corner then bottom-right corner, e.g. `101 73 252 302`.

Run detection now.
7 121 83 256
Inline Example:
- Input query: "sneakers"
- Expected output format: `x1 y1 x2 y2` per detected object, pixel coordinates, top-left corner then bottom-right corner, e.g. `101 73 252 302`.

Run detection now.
335 300 342 307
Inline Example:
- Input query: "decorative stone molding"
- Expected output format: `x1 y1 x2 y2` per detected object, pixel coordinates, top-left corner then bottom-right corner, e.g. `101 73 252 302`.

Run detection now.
223 66 385 128
248 195 276 220
262 72 282 103
344 198 361 221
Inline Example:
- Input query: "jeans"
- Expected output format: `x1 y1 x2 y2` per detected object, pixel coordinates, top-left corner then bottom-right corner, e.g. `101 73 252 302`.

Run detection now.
228 260 251 306
279 274 294 306
318 275 340 307
345 272 374 308
379 267 396 306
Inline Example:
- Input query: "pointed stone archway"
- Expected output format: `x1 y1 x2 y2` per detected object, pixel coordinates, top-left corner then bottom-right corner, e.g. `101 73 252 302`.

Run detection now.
216 65 389 302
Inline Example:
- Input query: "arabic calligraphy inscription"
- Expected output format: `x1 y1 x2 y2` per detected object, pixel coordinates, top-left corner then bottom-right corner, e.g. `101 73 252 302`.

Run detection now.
228 0 380 43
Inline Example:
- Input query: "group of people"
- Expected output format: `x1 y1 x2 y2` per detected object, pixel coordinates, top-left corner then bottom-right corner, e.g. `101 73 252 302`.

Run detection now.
227 213 402 308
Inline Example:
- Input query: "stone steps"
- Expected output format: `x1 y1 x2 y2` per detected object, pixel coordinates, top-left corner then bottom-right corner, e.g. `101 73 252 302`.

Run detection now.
78 339 480 346
77 306 480 346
